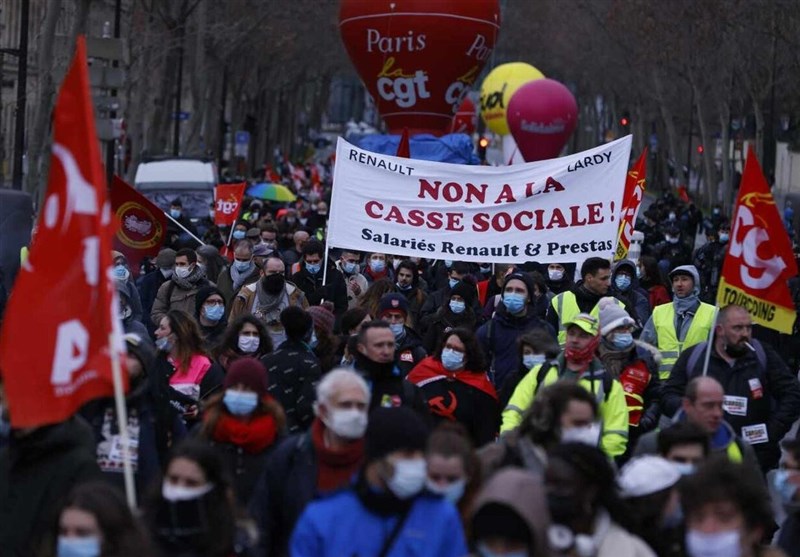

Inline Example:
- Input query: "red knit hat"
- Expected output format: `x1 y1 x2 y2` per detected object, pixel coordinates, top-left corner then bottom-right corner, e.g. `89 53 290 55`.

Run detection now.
224 358 268 397
308 305 335 335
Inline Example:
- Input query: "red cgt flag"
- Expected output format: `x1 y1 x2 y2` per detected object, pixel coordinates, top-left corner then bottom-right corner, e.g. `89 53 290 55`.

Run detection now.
111 175 167 277
0 36 126 428
614 148 648 261
214 182 246 226
717 147 798 333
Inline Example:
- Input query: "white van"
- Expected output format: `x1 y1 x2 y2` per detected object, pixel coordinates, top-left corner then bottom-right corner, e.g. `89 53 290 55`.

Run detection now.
134 158 217 222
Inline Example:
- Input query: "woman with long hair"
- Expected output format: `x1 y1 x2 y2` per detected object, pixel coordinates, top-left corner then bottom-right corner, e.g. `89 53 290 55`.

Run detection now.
45 481 151 557
407 328 499 446
308 304 340 374
357 277 395 318
197 358 286 506
212 315 273 371
155 310 224 417
143 441 256 557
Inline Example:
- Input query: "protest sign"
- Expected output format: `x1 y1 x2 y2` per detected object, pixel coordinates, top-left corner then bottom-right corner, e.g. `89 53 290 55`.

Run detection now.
328 136 632 263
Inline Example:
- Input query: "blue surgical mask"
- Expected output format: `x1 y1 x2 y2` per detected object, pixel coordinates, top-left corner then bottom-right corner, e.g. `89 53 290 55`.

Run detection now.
673 462 696 476
203 303 224 322
305 262 321 274
170 209 182 219
155 336 172 352
426 478 466 504
503 292 526 314
449 300 466 314
233 229 246 240
57 536 101 557
234 259 253 272
523 354 546 369
477 543 527 557
343 261 358 274
479 264 492 274
113 264 129 280
635 266 643 279
369 259 385 273
441 348 465 371
774 469 800 504
611 332 634 350
448 278 460 289
719 233 729 243
614 274 632 291
389 322 405 339
444 260 453 268
223 390 259 416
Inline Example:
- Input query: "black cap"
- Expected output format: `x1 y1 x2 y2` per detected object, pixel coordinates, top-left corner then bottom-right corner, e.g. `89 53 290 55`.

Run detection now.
365 407 428 462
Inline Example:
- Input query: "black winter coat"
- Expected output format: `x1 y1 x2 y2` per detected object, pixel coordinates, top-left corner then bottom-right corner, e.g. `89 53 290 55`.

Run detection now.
260 340 321 433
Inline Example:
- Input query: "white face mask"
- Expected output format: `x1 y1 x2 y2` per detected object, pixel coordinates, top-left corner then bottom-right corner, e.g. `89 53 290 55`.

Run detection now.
426 477 467 504
561 423 602 447
238 335 260 353
386 458 427 499
548 268 565 281
174 265 192 279
323 407 368 439
160 268 174 279
685 529 741 557
161 481 214 502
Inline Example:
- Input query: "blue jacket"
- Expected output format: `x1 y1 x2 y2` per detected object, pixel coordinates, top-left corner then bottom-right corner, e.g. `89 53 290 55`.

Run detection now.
290 489 467 557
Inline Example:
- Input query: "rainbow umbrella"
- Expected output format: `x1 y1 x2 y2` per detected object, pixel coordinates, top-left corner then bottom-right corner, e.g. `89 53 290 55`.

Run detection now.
246 182 297 202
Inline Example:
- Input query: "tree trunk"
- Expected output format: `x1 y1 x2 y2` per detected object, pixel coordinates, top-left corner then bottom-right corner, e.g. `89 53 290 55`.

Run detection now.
694 85 717 207
752 94 764 163
719 101 732 211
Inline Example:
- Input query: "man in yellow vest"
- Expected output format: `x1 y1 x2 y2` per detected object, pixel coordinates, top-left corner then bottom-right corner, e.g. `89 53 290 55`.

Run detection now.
639 264 715 380
501 313 630 458
546 257 631 347
633 377 760 472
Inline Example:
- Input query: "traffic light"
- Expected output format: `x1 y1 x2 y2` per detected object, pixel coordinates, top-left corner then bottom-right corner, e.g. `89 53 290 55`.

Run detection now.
478 136 489 162
620 111 631 134
697 145 704 154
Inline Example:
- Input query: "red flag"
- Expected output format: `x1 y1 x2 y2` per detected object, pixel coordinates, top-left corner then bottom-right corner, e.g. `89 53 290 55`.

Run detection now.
614 149 648 261
110 175 167 277
396 128 411 158
0 36 126 428
717 147 798 333
214 182 246 226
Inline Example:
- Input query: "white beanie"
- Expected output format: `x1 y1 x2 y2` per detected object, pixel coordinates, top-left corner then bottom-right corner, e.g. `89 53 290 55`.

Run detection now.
618 455 681 498
598 297 635 337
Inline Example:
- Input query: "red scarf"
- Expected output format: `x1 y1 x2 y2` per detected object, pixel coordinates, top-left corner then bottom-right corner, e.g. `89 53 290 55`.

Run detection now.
406 356 497 400
211 411 278 454
310 418 364 492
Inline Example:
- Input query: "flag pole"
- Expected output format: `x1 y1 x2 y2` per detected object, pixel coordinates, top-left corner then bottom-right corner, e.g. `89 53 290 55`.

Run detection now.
109 331 137 508
701 305 719 376
164 211 205 246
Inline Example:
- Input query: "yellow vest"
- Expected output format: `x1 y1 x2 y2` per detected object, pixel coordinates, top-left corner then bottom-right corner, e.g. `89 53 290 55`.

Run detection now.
551 291 624 346
652 302 715 380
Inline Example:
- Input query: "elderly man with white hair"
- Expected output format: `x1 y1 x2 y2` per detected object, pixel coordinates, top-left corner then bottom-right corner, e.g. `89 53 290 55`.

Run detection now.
249 368 370 557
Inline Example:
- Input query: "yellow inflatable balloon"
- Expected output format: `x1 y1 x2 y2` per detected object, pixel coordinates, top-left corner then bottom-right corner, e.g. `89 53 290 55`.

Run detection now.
480 62 544 136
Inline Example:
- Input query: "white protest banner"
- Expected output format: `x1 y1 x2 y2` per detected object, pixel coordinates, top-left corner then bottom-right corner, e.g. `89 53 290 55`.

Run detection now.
328 136 632 263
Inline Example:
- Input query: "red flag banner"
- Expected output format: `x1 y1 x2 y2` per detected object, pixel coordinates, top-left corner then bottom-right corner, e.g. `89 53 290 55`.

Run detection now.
111 175 167 276
396 128 411 158
0 36 126 428
214 182 246 226
614 148 648 261
717 147 798 333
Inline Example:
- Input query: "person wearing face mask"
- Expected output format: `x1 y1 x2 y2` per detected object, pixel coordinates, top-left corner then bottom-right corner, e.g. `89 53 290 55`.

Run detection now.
502 314 630 458
46 481 152 557
111 251 145 324
618 456 685 557
281 229 309 269
661 304 800 472
216 240 260 314
497 329 561 410
477 263 516 309
545 443 656 557
276 209 301 251
378 293 428 377
197 358 285 506
408 329 499 446
336 249 369 308
478 272 556 391
479 381 599 479
637 256 672 310
654 225 692 277
165 197 199 245
470 468 552 557
693 225 730 304
213 315 274 371
680 458 778 557
597 298 661 462
421 282 478 354
196 245 229 287
393 259 428 330
546 262 576 296
249 368 370 557
290 239 348 318
640 265 715 381
193 286 228 346
151 248 213 326
420 261 480 321
363 251 393 284
609 259 651 330
774 438 800 557
136 248 177 337
290 406 467 557
118 285 149 339
259 306 322 434
144 441 256 557
425 423 481 535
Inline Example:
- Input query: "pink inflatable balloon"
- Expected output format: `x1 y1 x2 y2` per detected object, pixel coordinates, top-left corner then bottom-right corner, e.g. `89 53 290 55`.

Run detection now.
506 78 578 162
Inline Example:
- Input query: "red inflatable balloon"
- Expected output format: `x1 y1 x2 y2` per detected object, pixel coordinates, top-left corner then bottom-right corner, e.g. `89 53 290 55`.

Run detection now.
339 0 500 136
506 78 578 162
448 97 477 135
